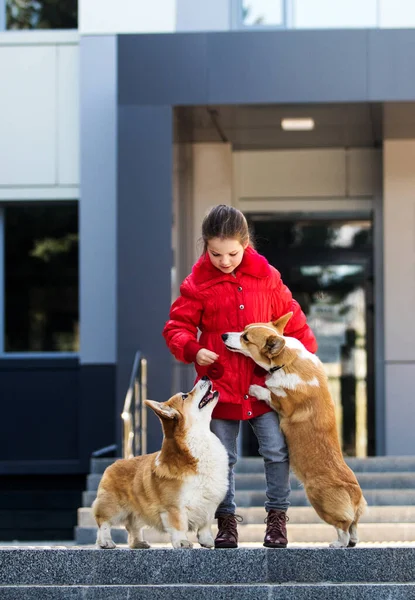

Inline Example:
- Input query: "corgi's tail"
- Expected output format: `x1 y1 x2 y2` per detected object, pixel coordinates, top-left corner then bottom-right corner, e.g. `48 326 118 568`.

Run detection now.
355 494 367 522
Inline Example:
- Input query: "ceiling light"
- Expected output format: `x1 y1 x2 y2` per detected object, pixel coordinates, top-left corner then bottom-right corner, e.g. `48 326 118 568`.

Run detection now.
281 118 315 131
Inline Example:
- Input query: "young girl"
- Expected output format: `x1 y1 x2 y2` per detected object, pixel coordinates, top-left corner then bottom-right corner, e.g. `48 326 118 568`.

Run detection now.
163 205 317 548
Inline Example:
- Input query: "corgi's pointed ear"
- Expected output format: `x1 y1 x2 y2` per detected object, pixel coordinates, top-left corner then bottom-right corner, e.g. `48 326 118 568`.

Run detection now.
272 312 293 333
265 335 285 357
145 400 179 420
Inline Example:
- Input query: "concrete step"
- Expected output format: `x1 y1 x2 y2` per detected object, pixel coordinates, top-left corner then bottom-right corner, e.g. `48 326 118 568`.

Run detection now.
2 547 415 586
82 487 415 508
2 583 415 599
85 471 415 492
89 456 415 475
232 489 415 507
234 456 415 473
90 458 119 474
78 505 415 527
74 521 415 545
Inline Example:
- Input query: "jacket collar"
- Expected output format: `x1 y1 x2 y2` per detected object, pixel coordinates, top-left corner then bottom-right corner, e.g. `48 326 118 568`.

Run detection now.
191 246 271 288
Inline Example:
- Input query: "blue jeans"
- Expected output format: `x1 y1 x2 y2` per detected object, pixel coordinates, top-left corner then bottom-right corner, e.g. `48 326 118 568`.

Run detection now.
211 411 290 515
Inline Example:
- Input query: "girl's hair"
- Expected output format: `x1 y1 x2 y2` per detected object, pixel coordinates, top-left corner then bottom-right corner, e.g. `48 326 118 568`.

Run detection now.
201 205 252 252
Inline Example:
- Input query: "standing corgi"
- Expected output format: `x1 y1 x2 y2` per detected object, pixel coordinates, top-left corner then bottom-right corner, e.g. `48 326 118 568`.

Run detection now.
223 314 367 548
93 376 228 549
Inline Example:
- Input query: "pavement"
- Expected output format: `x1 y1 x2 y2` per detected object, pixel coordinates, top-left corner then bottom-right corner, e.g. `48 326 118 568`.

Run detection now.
3 540 415 549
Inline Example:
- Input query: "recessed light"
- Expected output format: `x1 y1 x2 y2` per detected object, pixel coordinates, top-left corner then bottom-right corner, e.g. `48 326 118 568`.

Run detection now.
281 118 315 131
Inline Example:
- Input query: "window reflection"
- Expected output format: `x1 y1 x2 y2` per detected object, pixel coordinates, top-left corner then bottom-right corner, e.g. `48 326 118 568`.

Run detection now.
253 219 372 250
307 284 367 457
5 204 79 352
6 0 78 30
300 264 365 287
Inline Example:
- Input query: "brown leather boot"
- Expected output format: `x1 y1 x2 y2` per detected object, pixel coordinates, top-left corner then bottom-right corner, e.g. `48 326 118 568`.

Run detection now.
263 509 288 548
214 514 242 548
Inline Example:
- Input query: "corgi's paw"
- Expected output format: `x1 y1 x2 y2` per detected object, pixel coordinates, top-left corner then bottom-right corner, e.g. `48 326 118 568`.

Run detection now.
197 524 214 548
249 384 271 401
198 535 214 549
97 540 116 549
176 539 193 549
129 540 151 549
329 540 348 548
329 528 350 548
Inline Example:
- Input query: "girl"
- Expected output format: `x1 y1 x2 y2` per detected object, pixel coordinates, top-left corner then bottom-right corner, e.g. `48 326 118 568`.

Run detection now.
163 205 317 548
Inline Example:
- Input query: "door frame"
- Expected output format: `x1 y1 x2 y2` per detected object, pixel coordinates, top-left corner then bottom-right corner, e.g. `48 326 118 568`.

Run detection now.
237 197 385 455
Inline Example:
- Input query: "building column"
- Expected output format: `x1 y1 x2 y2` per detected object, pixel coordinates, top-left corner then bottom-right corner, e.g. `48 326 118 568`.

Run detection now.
79 35 117 464
117 105 173 453
0 0 5 30
383 139 415 454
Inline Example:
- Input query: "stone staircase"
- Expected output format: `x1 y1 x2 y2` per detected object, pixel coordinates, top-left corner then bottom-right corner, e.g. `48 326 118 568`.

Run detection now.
75 456 415 545
2 546 415 598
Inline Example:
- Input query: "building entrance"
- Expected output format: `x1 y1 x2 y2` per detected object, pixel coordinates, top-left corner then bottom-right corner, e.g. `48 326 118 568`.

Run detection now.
241 215 374 457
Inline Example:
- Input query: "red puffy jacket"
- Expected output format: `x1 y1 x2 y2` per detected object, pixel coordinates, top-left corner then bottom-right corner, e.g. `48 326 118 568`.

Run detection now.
163 247 317 420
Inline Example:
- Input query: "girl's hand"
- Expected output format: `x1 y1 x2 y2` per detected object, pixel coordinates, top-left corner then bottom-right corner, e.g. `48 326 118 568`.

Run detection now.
196 348 219 366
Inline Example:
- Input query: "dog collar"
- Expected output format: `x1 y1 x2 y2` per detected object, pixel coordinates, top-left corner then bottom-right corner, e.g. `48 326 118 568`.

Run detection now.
269 364 285 374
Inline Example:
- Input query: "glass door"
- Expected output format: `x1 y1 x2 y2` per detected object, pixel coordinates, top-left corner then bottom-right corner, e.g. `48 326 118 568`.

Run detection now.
244 216 374 457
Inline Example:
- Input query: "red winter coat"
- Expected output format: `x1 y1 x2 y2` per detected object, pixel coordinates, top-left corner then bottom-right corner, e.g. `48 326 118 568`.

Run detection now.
163 247 317 421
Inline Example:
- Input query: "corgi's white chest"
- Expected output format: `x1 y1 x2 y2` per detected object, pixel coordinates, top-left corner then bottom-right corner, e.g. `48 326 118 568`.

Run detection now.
266 368 320 398
180 431 228 526
266 369 302 395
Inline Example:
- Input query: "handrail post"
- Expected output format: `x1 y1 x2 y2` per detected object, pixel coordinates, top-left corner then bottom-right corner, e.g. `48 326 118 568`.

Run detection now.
121 351 148 459
140 358 148 455
134 373 141 456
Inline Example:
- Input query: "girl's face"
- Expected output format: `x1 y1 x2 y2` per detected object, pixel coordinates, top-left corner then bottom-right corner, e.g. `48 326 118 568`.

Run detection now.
206 237 247 274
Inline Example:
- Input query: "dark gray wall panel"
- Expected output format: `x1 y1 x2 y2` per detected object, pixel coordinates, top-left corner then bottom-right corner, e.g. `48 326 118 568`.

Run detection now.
79 365 116 469
0 360 115 473
0 359 80 472
118 34 208 106
206 30 368 104
368 29 415 101
117 105 173 453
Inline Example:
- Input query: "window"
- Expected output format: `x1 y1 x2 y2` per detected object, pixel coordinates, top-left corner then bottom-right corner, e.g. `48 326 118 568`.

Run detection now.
250 219 372 250
240 0 286 28
6 0 77 30
3 203 79 353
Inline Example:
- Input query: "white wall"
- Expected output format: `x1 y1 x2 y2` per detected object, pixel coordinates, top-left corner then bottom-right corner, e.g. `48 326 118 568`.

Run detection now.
294 0 378 29
0 31 79 199
176 0 230 31
192 144 233 262
232 0 415 30
77 0 415 33
379 0 415 27
383 140 415 361
233 148 380 204
383 139 415 454
172 142 234 281
78 0 415 33
79 0 176 34
293 0 415 29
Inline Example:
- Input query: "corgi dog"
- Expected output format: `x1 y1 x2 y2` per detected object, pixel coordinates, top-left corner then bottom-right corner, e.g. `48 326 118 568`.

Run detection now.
222 313 367 548
93 376 228 549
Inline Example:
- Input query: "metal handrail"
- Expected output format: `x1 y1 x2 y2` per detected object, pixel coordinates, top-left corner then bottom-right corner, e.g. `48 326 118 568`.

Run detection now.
121 351 148 459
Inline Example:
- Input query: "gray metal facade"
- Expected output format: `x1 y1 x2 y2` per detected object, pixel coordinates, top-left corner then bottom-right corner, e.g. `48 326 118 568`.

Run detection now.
118 30 415 105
